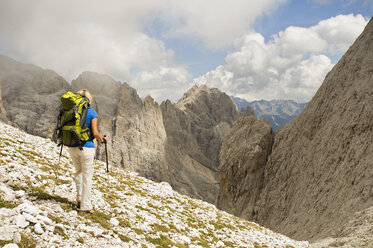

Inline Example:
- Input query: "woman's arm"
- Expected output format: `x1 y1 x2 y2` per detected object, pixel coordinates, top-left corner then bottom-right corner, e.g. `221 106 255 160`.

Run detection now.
91 118 108 143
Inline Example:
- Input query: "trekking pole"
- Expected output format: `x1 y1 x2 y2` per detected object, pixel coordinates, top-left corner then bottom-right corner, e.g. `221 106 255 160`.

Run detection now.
53 144 63 194
103 135 112 215
104 135 109 173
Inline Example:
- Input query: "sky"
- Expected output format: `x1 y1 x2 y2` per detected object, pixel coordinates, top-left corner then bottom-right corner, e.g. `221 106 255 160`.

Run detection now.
0 0 372 103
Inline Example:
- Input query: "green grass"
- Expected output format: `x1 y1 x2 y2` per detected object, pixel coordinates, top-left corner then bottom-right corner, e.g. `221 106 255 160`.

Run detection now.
18 233 38 248
54 225 69 239
77 237 85 244
28 186 75 211
117 217 131 228
0 196 18 209
133 228 145 235
79 210 112 230
0 233 39 248
0 241 12 247
150 223 170 233
254 243 268 248
117 233 132 243
146 234 175 247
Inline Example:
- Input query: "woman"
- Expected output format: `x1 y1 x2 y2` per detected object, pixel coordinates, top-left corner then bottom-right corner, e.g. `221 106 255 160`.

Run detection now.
68 89 108 213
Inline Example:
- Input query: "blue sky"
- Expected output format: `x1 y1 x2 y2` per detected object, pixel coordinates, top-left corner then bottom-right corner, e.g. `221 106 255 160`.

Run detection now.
0 0 371 102
159 0 372 78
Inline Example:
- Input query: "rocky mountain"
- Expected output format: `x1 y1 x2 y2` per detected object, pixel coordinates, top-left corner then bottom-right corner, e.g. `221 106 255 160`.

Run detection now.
0 120 310 248
218 116 274 219
0 54 249 204
0 55 70 138
218 16 373 245
161 85 251 204
71 71 168 184
233 97 307 131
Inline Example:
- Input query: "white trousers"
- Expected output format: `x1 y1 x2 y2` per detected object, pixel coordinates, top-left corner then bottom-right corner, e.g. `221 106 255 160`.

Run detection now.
68 147 95 211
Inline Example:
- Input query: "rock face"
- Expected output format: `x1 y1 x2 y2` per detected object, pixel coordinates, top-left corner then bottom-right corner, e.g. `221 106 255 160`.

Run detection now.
218 116 274 218
0 80 8 123
161 85 250 203
218 17 373 242
71 71 167 182
0 55 70 138
71 75 246 203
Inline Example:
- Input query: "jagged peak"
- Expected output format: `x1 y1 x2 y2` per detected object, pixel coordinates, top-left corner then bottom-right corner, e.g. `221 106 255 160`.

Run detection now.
176 84 229 111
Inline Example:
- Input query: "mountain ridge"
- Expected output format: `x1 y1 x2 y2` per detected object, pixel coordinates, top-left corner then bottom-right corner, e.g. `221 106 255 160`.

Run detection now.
232 97 307 131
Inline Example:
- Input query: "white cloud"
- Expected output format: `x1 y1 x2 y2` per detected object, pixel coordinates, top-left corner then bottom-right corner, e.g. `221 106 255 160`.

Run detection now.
311 14 368 54
132 66 193 102
195 14 368 102
157 0 286 48
0 0 287 103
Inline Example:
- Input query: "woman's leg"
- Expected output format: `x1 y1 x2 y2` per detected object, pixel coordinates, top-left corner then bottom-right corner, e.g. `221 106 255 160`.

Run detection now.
68 147 83 203
80 148 96 211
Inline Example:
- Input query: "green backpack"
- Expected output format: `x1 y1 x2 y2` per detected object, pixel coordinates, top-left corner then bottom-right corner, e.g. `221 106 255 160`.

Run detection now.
57 91 93 148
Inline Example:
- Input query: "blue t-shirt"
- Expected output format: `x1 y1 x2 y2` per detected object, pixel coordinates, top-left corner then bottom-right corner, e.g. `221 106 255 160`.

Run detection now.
83 108 98 148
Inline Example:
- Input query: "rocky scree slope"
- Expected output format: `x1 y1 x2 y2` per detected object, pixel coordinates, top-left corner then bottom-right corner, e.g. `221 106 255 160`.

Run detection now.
0 121 309 248
218 16 373 244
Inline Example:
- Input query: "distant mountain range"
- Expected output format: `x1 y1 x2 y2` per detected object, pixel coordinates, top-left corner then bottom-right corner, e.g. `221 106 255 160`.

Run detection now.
232 97 307 131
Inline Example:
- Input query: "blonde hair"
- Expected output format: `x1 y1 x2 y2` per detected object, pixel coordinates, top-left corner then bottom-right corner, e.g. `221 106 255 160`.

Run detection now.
77 89 93 105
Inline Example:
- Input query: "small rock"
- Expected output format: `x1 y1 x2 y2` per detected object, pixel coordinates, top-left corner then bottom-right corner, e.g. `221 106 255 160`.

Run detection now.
3 244 19 248
37 214 53 225
179 235 191 245
0 208 16 218
216 240 225 247
15 190 25 198
45 224 55 232
13 214 29 228
55 223 66 231
22 213 38 223
110 217 119 227
86 226 104 237
34 223 44 234
0 183 15 201
13 232 22 243
0 226 16 241
54 205 64 213
18 202 40 216
159 182 173 196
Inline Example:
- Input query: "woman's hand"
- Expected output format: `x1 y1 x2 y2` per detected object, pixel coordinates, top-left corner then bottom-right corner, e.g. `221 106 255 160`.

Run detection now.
91 118 108 144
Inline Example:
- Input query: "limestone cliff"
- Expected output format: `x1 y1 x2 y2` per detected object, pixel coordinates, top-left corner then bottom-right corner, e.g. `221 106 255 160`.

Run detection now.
218 17 373 242
0 55 70 137
161 85 250 203
218 116 274 218
72 72 167 182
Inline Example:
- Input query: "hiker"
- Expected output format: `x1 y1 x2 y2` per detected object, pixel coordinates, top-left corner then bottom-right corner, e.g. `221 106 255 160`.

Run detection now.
67 89 108 213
